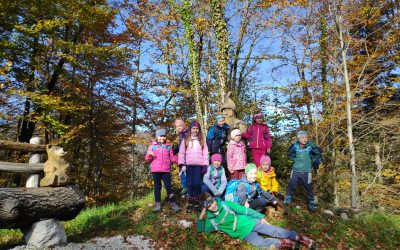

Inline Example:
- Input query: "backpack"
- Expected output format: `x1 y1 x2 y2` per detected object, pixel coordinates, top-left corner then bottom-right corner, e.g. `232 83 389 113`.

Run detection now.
224 179 251 203
209 201 237 232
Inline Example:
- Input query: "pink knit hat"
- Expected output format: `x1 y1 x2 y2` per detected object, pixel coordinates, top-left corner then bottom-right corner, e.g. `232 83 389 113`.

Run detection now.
211 154 222 163
260 155 271 165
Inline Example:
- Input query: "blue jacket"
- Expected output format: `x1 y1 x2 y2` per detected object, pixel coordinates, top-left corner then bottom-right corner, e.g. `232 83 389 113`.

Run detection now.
288 140 322 172
206 123 230 155
235 174 276 205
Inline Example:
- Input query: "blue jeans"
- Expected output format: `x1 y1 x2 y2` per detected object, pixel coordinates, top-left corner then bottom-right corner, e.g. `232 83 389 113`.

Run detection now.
186 165 202 198
244 221 297 248
179 167 187 189
249 196 268 212
285 170 314 206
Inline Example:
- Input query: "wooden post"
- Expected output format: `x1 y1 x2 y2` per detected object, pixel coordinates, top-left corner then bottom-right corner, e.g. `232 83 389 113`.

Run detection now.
26 137 43 188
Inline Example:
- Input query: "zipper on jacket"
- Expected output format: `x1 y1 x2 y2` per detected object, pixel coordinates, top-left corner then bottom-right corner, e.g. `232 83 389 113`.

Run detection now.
256 126 259 148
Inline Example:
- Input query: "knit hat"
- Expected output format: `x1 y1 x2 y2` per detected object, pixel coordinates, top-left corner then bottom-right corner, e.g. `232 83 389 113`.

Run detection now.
211 154 222 163
245 163 257 173
203 196 216 208
253 113 264 122
189 121 201 130
215 114 225 121
155 128 167 138
260 155 271 165
230 128 241 139
297 130 308 138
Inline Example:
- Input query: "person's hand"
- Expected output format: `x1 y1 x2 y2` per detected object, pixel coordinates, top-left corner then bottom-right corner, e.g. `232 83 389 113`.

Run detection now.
181 165 186 172
273 200 278 206
261 218 270 225
214 191 221 197
266 148 271 154
148 151 154 156
230 170 235 174
244 200 250 208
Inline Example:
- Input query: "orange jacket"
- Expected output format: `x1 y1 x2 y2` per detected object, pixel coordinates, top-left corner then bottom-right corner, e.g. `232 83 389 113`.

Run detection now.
257 166 279 193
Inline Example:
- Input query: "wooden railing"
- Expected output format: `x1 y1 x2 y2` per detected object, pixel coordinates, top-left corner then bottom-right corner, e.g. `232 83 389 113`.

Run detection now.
0 137 45 187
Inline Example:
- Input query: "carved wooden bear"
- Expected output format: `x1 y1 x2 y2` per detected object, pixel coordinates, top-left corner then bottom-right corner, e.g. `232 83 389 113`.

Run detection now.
40 145 70 187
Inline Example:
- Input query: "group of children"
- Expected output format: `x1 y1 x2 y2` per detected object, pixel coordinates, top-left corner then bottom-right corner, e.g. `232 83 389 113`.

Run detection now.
144 113 322 249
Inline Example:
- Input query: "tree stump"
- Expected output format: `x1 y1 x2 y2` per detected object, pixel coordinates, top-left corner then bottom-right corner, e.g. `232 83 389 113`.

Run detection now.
0 186 85 229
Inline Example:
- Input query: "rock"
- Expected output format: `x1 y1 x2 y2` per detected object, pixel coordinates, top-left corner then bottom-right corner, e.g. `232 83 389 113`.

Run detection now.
323 209 335 217
295 206 301 209
24 219 67 248
178 220 193 228
340 212 349 221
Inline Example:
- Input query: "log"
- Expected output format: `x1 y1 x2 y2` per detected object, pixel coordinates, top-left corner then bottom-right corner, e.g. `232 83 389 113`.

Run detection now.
0 140 46 153
0 161 44 173
0 186 85 229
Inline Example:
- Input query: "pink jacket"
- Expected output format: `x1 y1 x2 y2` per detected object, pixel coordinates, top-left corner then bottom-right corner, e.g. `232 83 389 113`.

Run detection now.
226 140 247 172
242 123 272 150
178 136 209 166
145 141 177 172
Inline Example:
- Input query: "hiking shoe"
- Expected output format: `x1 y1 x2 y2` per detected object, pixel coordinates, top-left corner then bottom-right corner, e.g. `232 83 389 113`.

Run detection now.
279 239 299 249
153 202 161 212
297 234 316 250
307 201 317 213
284 195 292 205
186 198 193 213
170 202 181 213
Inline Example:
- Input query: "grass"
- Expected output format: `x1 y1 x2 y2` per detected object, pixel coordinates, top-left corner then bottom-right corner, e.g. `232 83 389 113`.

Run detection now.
1 192 399 250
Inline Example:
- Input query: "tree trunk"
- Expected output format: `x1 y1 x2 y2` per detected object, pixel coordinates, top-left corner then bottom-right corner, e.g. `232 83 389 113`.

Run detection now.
374 143 383 183
0 186 85 229
335 7 357 209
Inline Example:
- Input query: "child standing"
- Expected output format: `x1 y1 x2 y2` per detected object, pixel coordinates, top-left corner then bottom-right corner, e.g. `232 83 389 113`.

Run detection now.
284 131 322 212
226 128 247 180
145 128 181 212
173 118 189 196
257 155 279 196
206 114 230 168
242 113 272 167
202 153 227 197
197 192 317 250
178 121 209 213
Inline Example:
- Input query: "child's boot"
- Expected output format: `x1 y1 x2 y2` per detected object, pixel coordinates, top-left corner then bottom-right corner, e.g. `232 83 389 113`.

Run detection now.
170 202 181 213
307 201 317 213
186 197 193 213
193 197 201 213
284 195 292 205
297 234 316 250
279 239 299 249
153 202 162 212
180 187 188 196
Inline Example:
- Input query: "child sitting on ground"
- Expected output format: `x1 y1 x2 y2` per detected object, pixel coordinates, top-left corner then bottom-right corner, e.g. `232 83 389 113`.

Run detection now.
145 128 181 213
284 131 322 212
197 192 316 250
257 155 284 200
201 154 227 198
233 163 278 212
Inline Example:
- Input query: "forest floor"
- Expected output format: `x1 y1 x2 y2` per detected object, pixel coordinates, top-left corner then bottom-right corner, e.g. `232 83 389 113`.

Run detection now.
1 191 399 250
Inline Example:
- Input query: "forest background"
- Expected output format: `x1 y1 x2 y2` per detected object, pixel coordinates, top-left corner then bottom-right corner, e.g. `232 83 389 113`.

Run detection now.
0 0 399 213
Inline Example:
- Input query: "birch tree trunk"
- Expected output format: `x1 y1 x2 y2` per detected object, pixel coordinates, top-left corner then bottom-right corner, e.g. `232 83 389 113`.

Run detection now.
334 6 358 209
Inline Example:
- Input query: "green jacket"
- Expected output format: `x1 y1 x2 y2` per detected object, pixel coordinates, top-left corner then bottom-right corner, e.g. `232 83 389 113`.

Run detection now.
288 140 322 173
200 198 264 240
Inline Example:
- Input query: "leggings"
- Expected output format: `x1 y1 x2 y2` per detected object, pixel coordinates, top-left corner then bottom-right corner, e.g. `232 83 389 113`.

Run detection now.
186 165 202 198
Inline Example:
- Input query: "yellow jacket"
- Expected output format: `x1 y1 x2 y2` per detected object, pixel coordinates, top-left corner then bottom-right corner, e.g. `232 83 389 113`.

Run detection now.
257 166 279 193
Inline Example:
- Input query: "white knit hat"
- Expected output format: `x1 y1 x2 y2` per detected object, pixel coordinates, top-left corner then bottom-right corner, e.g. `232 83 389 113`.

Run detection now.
230 129 241 138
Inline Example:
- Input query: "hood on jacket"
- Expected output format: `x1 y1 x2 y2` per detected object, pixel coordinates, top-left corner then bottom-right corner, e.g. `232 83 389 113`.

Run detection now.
257 166 276 176
151 141 172 146
213 123 230 130
228 140 245 146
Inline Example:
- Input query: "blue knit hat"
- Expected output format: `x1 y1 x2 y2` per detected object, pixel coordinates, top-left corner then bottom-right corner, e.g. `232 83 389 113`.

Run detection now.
297 131 308 138
215 114 225 121
155 128 167 138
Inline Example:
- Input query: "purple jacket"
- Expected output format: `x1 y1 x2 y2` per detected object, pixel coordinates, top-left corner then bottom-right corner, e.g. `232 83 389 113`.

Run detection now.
145 141 177 172
178 136 209 166
242 123 272 150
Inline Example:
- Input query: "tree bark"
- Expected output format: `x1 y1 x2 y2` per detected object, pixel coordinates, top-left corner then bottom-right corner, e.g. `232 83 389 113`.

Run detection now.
0 186 85 229
0 162 43 173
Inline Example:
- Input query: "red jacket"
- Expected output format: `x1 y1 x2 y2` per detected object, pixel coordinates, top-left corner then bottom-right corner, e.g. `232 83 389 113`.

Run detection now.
242 123 272 150
145 141 177 172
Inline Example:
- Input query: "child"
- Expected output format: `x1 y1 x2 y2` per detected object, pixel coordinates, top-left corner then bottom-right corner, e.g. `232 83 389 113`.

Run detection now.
257 155 279 196
178 121 209 213
226 128 247 180
197 192 316 250
206 114 230 168
145 128 181 212
173 118 189 196
201 153 227 197
235 164 278 212
242 113 272 167
284 131 322 212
